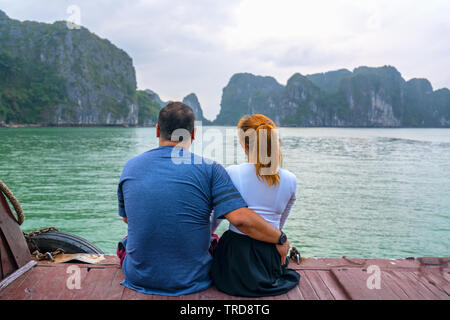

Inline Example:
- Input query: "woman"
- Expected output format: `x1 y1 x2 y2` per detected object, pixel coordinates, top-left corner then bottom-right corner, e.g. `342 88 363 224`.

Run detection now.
211 114 300 297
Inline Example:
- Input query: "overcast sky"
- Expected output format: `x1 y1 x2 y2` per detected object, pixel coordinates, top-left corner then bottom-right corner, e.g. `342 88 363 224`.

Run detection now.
1 0 449 120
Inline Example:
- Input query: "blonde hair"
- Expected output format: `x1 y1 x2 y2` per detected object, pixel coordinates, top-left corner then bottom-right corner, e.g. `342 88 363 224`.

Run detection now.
237 114 282 187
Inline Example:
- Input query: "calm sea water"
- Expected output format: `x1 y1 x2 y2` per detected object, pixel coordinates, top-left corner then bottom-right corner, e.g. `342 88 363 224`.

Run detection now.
0 127 449 257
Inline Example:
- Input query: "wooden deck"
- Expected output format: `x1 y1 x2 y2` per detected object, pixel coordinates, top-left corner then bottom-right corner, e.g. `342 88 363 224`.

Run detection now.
0 255 448 300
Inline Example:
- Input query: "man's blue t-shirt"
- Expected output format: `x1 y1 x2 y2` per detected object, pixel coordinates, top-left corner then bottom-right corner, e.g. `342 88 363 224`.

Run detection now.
117 146 247 296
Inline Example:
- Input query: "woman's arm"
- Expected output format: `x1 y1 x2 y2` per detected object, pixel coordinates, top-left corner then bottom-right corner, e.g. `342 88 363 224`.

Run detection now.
225 207 290 265
279 193 296 230
279 176 297 230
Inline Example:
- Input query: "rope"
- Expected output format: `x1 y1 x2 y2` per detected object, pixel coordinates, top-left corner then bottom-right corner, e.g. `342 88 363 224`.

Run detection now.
0 180 62 261
0 179 25 225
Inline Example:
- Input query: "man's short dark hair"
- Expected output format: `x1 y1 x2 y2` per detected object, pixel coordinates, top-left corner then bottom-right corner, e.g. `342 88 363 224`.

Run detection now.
158 102 195 141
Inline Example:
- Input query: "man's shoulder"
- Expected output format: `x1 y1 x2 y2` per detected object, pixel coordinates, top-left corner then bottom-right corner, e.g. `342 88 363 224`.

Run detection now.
123 150 152 167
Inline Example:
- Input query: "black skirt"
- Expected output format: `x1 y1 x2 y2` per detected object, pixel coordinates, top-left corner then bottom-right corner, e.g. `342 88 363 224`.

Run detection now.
210 230 300 298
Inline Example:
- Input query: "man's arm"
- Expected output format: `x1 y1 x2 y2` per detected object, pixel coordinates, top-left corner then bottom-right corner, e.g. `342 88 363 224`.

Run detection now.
224 207 290 265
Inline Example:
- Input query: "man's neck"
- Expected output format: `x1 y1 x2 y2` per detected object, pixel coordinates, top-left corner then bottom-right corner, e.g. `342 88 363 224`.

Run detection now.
159 140 191 150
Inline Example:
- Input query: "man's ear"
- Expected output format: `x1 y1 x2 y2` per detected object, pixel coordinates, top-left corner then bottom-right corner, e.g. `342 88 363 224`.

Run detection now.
191 128 196 141
156 124 160 138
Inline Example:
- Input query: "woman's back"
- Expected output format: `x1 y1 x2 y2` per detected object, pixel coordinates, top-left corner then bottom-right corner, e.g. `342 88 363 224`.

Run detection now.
226 163 297 233
211 113 300 298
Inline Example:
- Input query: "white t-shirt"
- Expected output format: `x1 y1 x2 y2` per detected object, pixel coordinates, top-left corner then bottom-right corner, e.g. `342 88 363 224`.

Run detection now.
212 163 297 234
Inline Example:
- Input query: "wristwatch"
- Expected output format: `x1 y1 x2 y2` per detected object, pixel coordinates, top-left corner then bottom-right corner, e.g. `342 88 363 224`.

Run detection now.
277 231 287 245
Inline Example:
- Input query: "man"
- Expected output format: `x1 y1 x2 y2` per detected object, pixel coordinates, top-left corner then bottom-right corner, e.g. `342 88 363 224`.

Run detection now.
117 102 290 296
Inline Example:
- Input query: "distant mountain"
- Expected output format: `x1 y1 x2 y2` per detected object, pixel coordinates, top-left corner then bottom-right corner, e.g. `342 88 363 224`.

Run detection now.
214 73 284 125
0 10 211 127
182 93 211 124
213 66 450 127
135 91 211 126
136 90 160 126
0 10 137 125
144 89 167 108
306 69 352 93
1 10 448 128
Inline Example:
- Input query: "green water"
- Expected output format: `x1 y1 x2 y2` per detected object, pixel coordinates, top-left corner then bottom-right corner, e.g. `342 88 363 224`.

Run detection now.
0 127 449 257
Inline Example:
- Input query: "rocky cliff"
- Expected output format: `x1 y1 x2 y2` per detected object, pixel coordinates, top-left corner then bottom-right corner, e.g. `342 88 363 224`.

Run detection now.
134 90 211 126
0 10 137 125
213 66 450 127
144 89 167 108
213 73 284 125
182 93 211 124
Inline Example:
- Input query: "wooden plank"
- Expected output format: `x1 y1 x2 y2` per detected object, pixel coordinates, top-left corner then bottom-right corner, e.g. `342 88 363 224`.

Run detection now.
331 268 399 300
71 267 110 300
181 291 201 300
316 270 348 300
151 294 170 300
37 265 75 300
103 268 125 300
57 266 89 300
422 269 450 295
0 229 17 279
0 236 3 278
0 262 35 299
297 271 319 300
0 265 30 299
198 286 230 300
135 291 157 300
10 265 55 300
1 258 449 301
305 270 335 300
81 268 119 300
265 293 288 300
406 271 449 300
379 271 410 300
387 271 431 300
121 287 139 300
0 193 31 269
0 266 38 300
291 258 422 271
286 285 304 300
121 285 157 300
0 260 36 292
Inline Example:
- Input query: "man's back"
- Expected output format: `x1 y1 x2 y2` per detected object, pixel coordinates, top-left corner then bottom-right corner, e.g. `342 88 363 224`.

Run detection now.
118 145 246 296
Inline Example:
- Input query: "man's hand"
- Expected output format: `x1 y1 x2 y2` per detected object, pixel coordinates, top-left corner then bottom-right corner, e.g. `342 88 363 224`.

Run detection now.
122 217 128 224
225 207 282 244
276 239 290 266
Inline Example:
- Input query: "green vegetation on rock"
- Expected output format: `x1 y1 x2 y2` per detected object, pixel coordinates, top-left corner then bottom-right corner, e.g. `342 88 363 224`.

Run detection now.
0 50 67 123
0 10 137 125
136 90 160 126
213 66 450 127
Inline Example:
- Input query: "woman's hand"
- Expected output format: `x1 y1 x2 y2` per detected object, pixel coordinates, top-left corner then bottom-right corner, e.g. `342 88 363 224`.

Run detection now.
276 239 290 266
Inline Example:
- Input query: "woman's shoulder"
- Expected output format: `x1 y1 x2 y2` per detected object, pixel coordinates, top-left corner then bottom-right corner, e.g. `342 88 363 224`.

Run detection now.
226 163 253 173
279 168 296 180
279 168 297 189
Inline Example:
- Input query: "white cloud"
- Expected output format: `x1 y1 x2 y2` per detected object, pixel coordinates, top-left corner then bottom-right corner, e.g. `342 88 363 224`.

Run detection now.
1 0 449 119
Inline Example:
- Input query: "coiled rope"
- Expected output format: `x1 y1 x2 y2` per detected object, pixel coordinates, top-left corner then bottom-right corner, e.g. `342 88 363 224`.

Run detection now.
0 179 25 225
